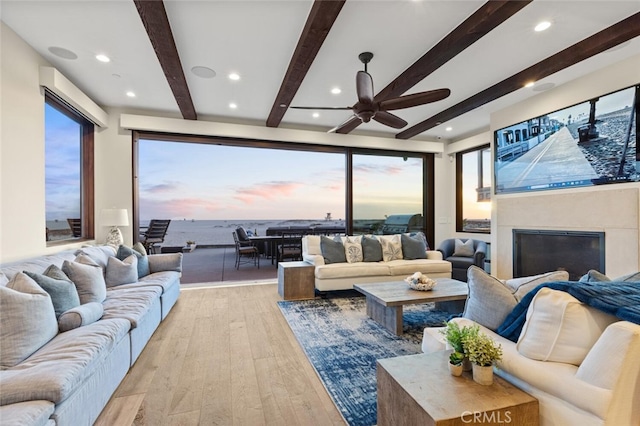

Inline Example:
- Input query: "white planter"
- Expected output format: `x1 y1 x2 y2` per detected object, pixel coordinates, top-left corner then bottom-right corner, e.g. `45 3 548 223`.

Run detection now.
472 364 494 385
449 362 463 377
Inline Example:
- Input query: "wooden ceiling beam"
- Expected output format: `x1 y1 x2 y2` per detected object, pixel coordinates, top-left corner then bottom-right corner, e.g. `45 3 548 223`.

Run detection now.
266 0 346 128
134 0 197 120
397 12 640 140
334 0 532 134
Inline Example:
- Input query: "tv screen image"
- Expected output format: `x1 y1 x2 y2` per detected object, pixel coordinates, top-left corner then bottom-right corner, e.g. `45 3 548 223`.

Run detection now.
494 84 639 195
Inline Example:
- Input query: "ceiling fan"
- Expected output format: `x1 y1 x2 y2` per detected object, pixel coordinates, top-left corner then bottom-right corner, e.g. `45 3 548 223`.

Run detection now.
289 52 451 133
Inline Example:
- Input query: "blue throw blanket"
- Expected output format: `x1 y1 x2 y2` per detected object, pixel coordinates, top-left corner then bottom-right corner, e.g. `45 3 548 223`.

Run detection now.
497 281 640 342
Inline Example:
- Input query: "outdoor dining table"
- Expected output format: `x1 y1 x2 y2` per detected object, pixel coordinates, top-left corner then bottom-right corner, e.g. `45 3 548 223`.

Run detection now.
248 235 286 265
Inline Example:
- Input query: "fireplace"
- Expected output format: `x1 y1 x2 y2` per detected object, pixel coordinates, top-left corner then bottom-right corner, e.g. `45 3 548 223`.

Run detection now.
513 229 605 281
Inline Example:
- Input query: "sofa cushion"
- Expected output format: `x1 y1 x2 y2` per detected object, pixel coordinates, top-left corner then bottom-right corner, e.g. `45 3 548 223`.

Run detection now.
453 238 474 257
0 318 130 405
137 270 181 293
314 262 391 280
0 273 59 368
62 258 107 304
504 270 569 301
0 401 55 426
385 258 452 276
117 244 150 278
379 234 403 261
343 236 364 263
463 266 517 331
401 233 427 260
148 253 183 273
58 302 104 332
23 271 80 318
102 286 162 328
105 255 138 287
320 236 346 264
516 288 618 365
362 235 383 262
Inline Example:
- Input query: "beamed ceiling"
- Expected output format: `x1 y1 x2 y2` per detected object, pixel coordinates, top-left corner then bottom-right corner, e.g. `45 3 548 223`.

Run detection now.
2 0 639 142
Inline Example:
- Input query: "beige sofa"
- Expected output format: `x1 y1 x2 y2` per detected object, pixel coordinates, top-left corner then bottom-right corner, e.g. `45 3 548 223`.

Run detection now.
0 245 182 426
302 234 452 291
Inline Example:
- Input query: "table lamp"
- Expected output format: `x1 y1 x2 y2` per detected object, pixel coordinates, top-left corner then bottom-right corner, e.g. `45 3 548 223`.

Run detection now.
101 208 129 247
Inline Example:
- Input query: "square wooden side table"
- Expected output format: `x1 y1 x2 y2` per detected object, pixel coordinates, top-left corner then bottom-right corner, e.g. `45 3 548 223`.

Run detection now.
277 261 315 300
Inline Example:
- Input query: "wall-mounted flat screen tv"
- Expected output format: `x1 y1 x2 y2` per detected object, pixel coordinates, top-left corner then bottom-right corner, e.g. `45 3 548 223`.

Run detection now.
494 84 639 195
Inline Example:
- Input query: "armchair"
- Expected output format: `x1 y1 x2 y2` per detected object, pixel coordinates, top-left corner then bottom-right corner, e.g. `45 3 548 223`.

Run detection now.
437 238 487 282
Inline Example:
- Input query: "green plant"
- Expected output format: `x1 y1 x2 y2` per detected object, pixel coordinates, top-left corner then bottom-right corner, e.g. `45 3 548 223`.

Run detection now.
186 240 196 245
449 351 464 366
462 332 503 367
439 321 480 354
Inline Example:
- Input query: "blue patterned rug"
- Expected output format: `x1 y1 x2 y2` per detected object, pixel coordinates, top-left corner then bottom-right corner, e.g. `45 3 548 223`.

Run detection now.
277 295 456 426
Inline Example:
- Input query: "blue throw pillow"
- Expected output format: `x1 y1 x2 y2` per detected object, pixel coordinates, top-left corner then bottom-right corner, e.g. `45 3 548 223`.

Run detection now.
361 235 383 262
117 244 150 278
24 270 81 318
401 233 427 260
320 236 346 264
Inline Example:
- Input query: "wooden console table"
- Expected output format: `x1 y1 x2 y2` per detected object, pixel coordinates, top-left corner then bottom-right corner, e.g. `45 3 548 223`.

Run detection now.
377 351 539 426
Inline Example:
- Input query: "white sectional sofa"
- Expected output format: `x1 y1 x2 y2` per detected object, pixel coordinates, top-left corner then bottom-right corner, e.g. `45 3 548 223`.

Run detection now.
421 266 640 426
0 244 182 426
302 233 451 291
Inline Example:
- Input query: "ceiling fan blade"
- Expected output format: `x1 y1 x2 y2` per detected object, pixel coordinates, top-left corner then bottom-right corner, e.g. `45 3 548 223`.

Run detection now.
379 88 451 111
356 71 374 105
372 111 407 129
330 115 362 134
289 106 352 110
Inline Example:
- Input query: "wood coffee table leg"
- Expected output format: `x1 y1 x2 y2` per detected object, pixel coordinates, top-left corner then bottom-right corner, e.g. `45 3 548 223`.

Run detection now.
365 296 403 335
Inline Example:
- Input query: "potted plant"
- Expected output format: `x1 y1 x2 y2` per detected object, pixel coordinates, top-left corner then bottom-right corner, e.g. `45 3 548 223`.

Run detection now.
462 332 503 385
448 351 464 376
185 240 197 252
439 321 479 371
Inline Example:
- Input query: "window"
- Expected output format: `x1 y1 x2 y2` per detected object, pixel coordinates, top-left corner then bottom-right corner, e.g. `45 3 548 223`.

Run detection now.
456 145 491 233
45 93 94 243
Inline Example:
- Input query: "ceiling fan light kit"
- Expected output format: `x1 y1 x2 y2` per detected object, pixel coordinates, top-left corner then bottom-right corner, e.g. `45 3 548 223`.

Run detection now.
290 52 451 133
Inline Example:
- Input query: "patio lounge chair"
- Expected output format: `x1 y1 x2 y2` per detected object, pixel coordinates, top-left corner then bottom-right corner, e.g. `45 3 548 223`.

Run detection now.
139 219 171 253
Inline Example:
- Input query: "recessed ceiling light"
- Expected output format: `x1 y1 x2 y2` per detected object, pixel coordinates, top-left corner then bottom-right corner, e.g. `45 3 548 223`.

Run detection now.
312 112 320 118
228 73 240 81
191 66 216 79
229 103 238 109
96 54 111 63
445 127 452 132
525 81 535 88
534 21 551 32
126 91 136 98
331 87 342 95
48 46 77 60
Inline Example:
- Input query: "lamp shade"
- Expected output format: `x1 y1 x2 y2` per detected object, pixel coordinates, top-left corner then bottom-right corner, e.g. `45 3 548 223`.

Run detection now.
101 208 129 227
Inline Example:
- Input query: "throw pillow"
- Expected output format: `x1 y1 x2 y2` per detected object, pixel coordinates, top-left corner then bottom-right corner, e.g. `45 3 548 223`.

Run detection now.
105 255 138 287
614 271 640 282
504 270 570 301
58 302 104 332
74 245 116 269
516 288 618 365
23 271 81 318
42 264 71 282
361 235 383 262
579 269 611 283
405 231 430 251
400 233 427 260
0 273 58 368
452 239 474 257
343 236 363 263
117 244 150 278
62 259 107 304
379 234 403 261
463 265 518 331
320 236 346 264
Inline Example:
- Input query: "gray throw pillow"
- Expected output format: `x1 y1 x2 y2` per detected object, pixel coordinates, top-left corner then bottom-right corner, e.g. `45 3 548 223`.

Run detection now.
62 259 107 304
453 238 475 257
401 234 427 260
74 246 116 269
320 236 346 264
362 235 383 262
58 302 104 332
24 270 81 318
105 255 138 287
117 244 150 278
43 264 71 282
1 273 58 368
463 265 517 331
579 269 640 283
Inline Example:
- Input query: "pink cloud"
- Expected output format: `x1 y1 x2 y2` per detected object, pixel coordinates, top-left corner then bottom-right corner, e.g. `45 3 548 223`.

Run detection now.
353 164 403 175
233 181 302 204
144 182 181 194
140 197 222 219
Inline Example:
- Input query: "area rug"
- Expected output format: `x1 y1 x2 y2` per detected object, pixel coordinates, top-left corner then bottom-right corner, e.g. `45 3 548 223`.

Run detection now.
277 295 456 426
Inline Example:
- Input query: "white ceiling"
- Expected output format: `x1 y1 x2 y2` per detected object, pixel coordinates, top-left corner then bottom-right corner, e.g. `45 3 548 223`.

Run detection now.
1 0 639 142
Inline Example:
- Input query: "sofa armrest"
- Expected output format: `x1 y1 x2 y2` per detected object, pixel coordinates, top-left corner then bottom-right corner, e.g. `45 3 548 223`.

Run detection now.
303 253 325 266
148 253 183 273
426 250 443 260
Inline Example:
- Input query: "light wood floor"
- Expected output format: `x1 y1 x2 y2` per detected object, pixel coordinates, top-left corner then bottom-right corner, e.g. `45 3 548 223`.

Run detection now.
95 283 345 425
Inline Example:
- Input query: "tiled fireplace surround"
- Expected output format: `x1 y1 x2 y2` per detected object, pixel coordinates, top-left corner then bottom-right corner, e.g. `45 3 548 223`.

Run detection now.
494 186 639 280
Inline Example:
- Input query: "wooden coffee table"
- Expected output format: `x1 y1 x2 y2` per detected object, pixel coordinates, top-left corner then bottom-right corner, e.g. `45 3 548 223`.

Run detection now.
377 351 539 425
354 278 468 335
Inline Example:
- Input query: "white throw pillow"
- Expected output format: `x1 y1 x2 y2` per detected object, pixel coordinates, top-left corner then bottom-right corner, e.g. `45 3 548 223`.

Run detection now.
504 270 570 301
343 236 363 263
378 234 403 261
517 288 618 365
452 239 474 257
